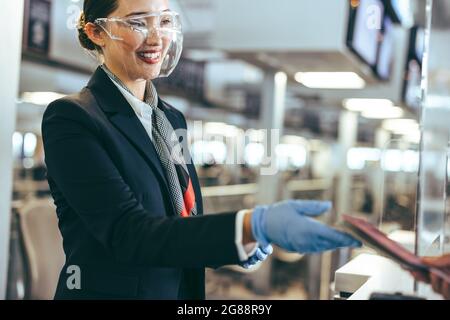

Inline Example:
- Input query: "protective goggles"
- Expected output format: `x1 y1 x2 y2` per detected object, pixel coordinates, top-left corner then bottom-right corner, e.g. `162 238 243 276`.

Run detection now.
95 11 183 78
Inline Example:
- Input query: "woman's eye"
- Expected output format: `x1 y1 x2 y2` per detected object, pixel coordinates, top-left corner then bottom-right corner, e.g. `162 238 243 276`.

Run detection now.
161 19 173 27
128 20 146 28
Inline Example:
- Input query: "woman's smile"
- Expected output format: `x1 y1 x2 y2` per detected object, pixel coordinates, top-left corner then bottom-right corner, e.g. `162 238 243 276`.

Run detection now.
136 48 162 65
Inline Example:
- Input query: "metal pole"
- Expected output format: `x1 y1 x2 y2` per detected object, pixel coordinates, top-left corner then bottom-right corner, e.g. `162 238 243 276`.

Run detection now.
251 70 287 294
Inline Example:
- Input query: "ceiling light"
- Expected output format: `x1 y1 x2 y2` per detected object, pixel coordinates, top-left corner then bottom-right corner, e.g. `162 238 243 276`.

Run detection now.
361 106 404 119
295 72 366 89
343 98 394 112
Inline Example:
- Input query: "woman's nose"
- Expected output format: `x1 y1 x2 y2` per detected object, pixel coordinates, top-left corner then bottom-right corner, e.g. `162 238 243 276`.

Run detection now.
145 27 163 47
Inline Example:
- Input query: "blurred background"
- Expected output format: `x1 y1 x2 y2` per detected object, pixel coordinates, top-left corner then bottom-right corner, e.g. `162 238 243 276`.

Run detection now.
1 0 450 300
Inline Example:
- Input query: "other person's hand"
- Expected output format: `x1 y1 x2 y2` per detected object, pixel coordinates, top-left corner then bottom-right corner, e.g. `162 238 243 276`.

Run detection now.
410 254 450 300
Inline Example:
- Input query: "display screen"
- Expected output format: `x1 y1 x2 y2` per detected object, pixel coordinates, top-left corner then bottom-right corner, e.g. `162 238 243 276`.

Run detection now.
376 16 395 80
415 27 425 63
389 0 412 24
402 26 425 114
348 0 385 66
404 59 422 112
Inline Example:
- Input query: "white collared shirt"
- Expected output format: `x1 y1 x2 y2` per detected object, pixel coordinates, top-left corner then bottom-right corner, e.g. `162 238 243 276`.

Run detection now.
113 80 154 139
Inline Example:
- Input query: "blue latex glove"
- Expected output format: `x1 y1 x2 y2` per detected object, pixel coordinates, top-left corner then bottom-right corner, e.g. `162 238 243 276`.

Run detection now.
240 244 273 269
251 200 361 254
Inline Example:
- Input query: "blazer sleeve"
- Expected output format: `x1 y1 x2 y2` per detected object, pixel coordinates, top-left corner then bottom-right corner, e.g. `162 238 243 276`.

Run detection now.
41 98 241 268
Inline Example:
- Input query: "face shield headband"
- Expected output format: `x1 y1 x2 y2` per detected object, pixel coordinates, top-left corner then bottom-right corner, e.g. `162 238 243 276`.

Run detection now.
95 11 183 78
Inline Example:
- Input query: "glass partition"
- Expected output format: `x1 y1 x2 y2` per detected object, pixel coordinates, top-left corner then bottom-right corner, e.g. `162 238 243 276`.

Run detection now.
416 0 450 258
380 139 419 240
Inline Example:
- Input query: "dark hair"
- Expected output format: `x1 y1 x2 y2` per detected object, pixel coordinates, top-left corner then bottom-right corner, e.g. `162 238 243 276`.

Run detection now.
77 0 119 51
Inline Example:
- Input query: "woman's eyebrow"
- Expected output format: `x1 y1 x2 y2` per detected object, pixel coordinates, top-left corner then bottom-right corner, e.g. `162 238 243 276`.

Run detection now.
124 9 171 17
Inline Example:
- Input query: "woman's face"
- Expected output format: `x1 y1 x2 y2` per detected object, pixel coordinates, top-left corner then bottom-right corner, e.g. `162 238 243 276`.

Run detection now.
101 0 171 81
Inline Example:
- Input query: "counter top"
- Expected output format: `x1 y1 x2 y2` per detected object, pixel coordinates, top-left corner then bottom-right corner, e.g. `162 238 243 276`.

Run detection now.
335 253 443 300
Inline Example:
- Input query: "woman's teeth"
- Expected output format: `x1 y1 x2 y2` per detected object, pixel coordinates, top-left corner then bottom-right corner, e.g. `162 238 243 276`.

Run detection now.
138 52 161 59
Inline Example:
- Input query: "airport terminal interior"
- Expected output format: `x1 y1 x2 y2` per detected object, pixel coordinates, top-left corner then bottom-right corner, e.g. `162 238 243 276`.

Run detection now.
1 0 450 300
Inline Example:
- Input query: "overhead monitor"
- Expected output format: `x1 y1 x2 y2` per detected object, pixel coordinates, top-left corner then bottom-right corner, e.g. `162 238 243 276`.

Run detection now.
376 15 395 80
403 59 422 113
347 0 385 67
387 0 414 25
414 27 425 64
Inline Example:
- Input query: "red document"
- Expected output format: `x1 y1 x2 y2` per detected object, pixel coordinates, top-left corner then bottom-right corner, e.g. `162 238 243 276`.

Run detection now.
341 214 450 282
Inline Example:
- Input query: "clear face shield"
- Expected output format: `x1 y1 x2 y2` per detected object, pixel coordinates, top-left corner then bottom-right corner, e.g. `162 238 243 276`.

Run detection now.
95 11 183 78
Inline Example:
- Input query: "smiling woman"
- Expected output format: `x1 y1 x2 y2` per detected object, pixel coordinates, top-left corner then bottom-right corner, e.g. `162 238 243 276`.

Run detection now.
41 0 360 300
43 0 257 300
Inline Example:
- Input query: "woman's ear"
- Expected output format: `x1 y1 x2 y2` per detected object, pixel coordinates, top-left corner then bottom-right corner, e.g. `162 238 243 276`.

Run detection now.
84 22 106 48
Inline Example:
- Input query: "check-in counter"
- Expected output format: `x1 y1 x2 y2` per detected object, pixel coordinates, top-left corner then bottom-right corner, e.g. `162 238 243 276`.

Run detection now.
334 230 444 300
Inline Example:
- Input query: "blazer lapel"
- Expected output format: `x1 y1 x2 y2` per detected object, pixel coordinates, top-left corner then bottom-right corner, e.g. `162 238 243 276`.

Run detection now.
87 67 169 193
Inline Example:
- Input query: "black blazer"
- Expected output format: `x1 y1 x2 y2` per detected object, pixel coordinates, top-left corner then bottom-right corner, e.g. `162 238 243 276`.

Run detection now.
41 67 240 300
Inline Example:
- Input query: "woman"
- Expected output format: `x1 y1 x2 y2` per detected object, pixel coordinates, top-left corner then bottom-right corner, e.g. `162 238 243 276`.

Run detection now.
42 0 360 299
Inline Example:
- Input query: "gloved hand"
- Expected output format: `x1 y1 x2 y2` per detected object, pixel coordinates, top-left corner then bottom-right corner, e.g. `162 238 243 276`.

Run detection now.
251 200 361 254
240 244 273 269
